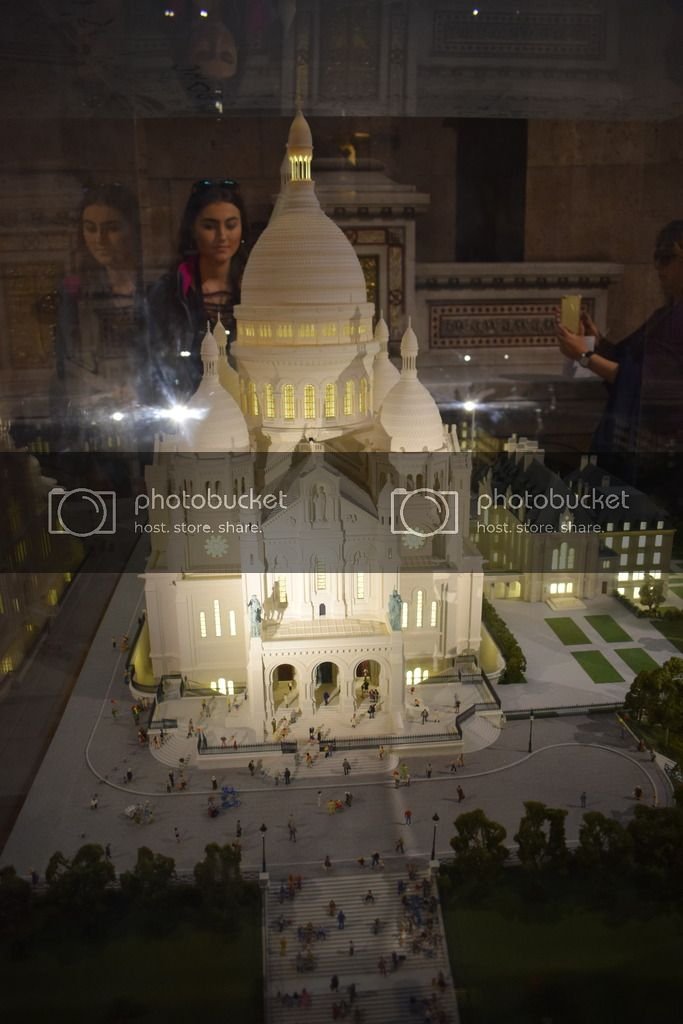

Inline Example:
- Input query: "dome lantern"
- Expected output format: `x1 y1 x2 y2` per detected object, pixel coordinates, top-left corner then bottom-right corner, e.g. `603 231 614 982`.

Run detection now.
287 110 313 183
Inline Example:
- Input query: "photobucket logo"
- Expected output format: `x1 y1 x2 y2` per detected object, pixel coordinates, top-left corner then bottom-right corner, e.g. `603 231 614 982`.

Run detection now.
135 487 288 517
477 487 630 516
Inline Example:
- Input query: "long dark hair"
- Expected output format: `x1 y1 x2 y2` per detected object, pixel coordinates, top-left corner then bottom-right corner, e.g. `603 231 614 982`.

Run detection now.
176 182 250 299
74 182 142 284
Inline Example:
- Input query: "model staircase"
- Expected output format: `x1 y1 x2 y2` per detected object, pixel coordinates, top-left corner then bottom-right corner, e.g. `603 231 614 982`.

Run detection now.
293 747 398 780
265 869 459 1024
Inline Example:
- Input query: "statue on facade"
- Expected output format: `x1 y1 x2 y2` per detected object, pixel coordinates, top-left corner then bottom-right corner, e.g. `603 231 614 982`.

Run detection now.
388 589 402 631
247 595 262 637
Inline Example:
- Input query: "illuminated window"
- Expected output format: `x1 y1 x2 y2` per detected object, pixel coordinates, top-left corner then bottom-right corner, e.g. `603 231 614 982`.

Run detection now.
640 521 647 530
282 384 295 419
213 599 222 637
315 560 327 590
355 572 365 599
64 572 72 583
1 657 12 673
304 385 316 419
653 552 661 565
617 587 625 595
264 384 275 419
655 534 663 547
605 522 614 531
617 572 629 582
248 382 259 416
343 380 355 415
0 594 4 613
638 536 646 548
414 667 423 683
623 521 631 531
430 601 438 627
620 554 628 566
324 383 337 419
47 588 58 606
406 670 413 686
636 554 645 566
229 610 237 636
415 590 424 628
401 602 408 629
550 583 558 594
276 576 287 602
622 537 630 549
633 587 641 601
199 611 207 638
657 520 664 529
359 378 368 414
567 581 573 593
12 597 21 613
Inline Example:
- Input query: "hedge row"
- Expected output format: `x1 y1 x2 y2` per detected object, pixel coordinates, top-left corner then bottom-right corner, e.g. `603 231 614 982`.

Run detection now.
482 596 527 684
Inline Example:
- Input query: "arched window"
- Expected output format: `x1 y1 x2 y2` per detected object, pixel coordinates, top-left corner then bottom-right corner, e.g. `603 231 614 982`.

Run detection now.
264 383 275 419
304 384 316 419
282 384 295 419
359 378 368 414
430 601 438 627
343 380 355 415
551 547 559 571
248 381 259 416
415 590 424 628
406 669 413 687
324 383 337 419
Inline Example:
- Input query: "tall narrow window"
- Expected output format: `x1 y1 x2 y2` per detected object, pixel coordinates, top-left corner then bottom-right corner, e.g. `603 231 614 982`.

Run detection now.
401 601 408 629
315 559 327 590
276 576 288 602
229 610 237 636
304 384 316 419
282 383 295 419
199 611 207 638
430 601 438 627
264 383 275 419
213 599 222 637
248 381 259 415
355 572 365 599
415 590 424 628
359 378 368 414
324 383 337 419
343 379 355 415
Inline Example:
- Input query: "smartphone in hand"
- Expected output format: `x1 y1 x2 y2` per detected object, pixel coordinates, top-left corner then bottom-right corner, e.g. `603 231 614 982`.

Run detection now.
560 294 582 333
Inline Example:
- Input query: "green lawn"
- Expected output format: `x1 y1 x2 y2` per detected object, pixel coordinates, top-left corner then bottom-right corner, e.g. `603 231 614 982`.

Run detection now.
584 615 631 643
653 616 683 654
614 647 660 674
545 617 590 645
442 879 682 1024
669 584 683 599
572 650 624 684
0 918 263 1020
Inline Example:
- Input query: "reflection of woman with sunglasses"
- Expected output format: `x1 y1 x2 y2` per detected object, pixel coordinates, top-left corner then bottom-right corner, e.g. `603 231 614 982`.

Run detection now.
147 179 249 403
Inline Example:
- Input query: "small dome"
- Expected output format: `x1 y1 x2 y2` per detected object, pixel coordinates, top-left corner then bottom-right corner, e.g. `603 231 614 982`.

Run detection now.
401 322 419 357
288 110 313 150
379 378 445 452
178 326 249 453
373 316 389 344
379 320 444 452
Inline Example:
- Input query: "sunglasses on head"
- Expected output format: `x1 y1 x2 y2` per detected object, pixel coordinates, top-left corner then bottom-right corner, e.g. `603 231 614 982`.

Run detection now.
192 178 240 194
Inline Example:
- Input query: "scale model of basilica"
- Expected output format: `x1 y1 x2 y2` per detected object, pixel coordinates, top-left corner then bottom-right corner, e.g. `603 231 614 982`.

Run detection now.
142 113 483 738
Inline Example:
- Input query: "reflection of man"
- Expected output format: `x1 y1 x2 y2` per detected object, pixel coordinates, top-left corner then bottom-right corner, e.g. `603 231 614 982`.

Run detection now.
556 222 683 470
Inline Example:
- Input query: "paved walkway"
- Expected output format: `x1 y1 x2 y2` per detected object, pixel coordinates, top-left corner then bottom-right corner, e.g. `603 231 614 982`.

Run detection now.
1 560 672 880
266 868 458 1024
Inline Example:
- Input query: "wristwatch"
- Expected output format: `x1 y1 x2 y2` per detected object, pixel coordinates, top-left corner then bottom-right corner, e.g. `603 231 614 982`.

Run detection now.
578 351 593 368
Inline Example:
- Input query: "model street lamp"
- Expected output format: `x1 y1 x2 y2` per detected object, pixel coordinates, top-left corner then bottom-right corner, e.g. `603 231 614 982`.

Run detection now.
528 710 535 754
431 812 440 861
259 823 268 873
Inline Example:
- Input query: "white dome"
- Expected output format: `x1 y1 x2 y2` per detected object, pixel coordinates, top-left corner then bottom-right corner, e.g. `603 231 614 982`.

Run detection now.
288 110 313 150
240 185 367 307
178 327 250 453
379 378 445 452
379 322 444 452
372 316 399 411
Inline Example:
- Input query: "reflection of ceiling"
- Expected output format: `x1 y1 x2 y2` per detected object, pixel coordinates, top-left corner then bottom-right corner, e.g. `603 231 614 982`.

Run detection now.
1 0 682 120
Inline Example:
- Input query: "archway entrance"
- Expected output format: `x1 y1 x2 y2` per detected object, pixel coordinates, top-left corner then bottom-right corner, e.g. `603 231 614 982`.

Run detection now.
272 663 298 711
354 658 382 705
313 661 340 708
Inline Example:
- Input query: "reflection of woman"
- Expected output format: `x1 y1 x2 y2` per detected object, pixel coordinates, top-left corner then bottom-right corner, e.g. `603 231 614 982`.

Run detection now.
55 183 146 408
147 179 249 402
